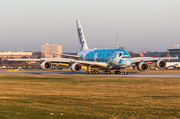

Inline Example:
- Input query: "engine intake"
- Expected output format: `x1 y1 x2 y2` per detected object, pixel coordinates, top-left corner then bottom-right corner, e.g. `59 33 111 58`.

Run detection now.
40 61 52 69
137 62 149 71
156 60 166 68
70 62 82 72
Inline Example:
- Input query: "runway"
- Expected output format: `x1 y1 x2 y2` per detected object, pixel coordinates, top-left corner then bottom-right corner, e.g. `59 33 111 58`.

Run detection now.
0 71 180 78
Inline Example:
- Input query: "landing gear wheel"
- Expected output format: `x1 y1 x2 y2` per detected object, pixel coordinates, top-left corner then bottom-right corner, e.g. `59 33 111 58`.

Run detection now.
95 71 99 74
91 71 99 74
87 71 99 74
103 71 111 74
103 71 106 74
86 71 91 74
91 71 95 74
114 71 120 74
124 72 128 75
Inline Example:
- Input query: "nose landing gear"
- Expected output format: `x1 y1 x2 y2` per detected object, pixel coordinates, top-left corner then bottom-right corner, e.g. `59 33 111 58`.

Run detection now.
124 69 128 75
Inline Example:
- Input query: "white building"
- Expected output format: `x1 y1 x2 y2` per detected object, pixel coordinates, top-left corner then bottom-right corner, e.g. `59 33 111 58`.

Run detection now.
41 43 62 58
0 51 32 58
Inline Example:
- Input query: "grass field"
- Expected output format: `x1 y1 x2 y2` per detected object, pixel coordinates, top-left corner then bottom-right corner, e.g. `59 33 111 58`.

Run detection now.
0 74 180 119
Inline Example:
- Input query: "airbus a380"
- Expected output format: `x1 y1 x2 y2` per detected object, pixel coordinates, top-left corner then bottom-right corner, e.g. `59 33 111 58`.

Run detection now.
7 20 178 75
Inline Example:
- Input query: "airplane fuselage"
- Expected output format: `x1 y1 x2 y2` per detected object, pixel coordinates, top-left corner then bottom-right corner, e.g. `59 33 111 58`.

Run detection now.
78 48 132 69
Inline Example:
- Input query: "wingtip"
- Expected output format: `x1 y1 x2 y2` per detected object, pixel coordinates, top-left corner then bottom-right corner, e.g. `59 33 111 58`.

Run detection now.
176 55 179 59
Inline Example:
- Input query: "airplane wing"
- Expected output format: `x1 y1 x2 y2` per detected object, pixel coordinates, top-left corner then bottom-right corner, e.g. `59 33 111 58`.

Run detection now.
45 53 80 58
4 58 41 62
42 58 108 68
131 57 178 64
5 58 108 68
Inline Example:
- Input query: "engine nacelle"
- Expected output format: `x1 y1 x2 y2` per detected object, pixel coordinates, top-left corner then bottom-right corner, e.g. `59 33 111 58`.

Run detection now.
40 61 52 69
156 60 166 68
70 62 82 72
137 62 149 71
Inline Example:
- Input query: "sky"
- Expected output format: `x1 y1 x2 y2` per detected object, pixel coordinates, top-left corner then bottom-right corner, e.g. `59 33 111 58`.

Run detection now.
0 0 180 53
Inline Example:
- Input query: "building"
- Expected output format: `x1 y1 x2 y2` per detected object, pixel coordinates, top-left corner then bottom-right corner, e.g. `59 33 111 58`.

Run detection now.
41 43 62 58
0 51 32 59
167 49 180 62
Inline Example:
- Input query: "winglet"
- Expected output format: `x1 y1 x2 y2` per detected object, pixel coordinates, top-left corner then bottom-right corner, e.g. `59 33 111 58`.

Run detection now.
176 55 179 59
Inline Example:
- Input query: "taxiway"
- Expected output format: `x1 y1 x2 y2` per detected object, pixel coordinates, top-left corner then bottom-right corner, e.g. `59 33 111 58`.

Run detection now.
0 71 180 78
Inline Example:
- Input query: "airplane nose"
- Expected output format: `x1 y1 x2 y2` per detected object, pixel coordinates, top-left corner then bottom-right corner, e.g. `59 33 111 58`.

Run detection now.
126 59 132 67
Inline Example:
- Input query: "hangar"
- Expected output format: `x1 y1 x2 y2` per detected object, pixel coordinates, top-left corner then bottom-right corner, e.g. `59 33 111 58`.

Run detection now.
168 49 180 62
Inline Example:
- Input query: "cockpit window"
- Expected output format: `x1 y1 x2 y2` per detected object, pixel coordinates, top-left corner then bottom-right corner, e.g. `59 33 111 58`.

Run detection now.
122 56 129 58
119 53 122 57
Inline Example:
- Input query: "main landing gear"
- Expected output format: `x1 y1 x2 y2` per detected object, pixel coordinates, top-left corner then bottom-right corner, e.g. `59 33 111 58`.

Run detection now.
86 71 99 74
103 70 111 74
86 65 128 75
114 70 120 74
114 69 128 75
102 69 128 75
86 65 99 74
86 70 128 75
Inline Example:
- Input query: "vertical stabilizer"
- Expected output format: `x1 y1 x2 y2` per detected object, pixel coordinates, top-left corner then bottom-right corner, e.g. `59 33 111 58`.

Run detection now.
76 20 89 51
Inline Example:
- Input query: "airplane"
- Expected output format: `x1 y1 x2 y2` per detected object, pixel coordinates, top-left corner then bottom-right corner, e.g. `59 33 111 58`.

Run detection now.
6 20 178 75
165 62 180 69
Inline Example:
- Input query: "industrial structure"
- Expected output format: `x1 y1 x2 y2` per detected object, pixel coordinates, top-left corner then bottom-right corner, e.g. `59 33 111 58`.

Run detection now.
0 51 32 59
115 31 124 49
116 30 119 48
41 43 62 58
173 44 180 48
167 49 180 62
167 44 180 62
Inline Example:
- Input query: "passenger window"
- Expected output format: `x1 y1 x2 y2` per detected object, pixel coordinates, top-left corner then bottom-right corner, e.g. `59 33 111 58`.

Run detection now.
119 53 122 57
122 56 129 58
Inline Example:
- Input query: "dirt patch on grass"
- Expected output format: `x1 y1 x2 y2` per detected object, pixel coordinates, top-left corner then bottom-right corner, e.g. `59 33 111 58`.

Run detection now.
0 97 11 99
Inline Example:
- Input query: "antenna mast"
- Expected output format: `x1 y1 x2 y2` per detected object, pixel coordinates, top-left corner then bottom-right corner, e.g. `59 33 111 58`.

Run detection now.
116 30 119 48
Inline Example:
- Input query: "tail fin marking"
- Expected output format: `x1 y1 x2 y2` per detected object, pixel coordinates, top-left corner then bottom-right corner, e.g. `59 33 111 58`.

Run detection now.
76 20 88 51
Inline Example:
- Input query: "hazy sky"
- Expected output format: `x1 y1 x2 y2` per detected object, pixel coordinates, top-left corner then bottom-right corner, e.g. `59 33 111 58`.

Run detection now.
0 0 180 53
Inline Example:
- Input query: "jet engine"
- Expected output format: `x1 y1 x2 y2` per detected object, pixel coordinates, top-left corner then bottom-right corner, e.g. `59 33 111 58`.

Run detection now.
137 62 149 71
156 60 166 68
70 62 82 72
40 60 52 69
